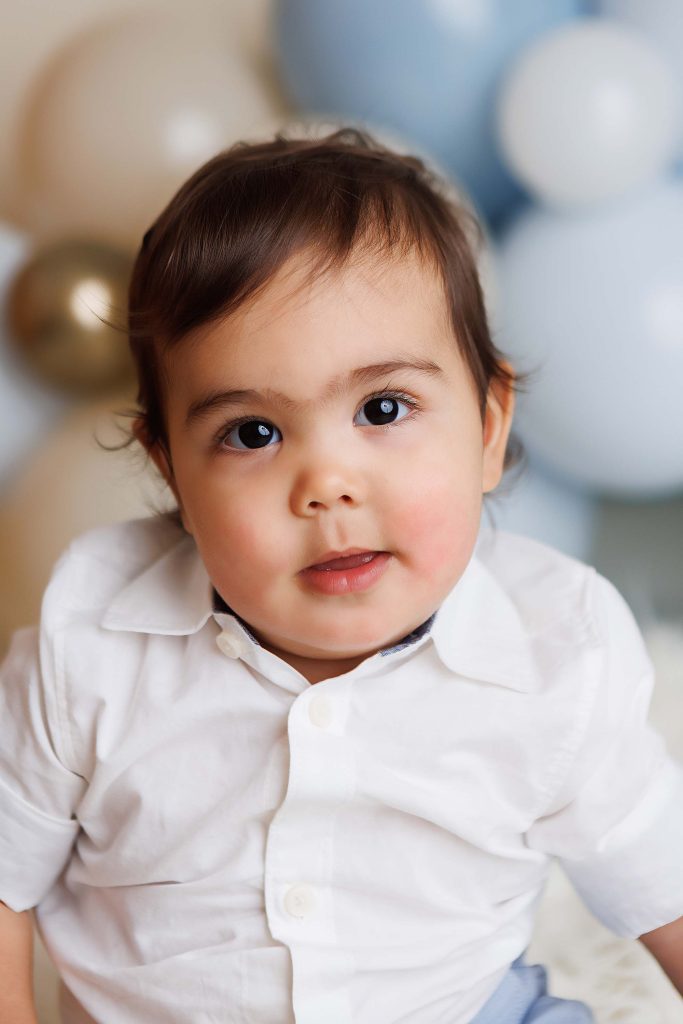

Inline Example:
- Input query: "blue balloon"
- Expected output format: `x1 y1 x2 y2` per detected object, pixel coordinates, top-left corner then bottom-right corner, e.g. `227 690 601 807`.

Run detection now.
274 0 583 226
494 178 683 498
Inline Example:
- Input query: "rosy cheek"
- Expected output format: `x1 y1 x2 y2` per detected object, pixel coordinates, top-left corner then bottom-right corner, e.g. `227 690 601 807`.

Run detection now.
393 487 476 580
219 519 276 572
207 502 293 586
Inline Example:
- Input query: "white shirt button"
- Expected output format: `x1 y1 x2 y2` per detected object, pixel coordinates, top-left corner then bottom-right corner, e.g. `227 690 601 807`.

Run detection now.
216 631 245 659
284 884 317 920
308 695 334 729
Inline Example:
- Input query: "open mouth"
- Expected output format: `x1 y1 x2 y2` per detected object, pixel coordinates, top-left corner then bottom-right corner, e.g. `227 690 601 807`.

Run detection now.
308 551 379 571
299 550 391 595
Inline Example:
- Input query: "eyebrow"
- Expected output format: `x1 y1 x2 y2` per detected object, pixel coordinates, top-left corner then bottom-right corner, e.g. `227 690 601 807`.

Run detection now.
184 358 445 426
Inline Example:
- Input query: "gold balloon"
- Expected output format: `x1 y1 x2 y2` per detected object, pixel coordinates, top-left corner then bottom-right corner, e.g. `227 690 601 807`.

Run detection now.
7 240 135 396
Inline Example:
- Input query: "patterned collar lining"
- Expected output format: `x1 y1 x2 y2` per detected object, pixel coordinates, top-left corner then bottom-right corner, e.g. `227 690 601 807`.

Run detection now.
212 590 436 656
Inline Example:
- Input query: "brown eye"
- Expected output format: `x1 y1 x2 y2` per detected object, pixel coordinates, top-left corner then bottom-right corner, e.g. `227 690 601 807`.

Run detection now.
222 420 281 450
355 394 412 426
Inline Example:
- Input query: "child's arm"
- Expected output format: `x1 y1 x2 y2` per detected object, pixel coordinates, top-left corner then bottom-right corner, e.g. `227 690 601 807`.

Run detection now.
639 914 683 996
0 619 86 1019
0 901 39 1023
525 572 683 960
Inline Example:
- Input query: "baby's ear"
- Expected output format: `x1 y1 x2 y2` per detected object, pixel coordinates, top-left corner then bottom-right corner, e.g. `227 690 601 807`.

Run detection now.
133 417 173 490
133 417 191 533
482 365 516 494
132 415 152 452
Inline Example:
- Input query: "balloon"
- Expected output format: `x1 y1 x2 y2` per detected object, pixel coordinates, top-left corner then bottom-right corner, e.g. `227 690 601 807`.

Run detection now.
484 456 597 562
274 0 582 226
17 12 282 251
0 223 66 487
599 0 683 160
7 240 135 396
497 20 679 208
494 178 683 497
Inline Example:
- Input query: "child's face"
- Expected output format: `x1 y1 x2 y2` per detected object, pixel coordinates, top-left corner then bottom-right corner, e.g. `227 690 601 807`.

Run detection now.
150 251 513 682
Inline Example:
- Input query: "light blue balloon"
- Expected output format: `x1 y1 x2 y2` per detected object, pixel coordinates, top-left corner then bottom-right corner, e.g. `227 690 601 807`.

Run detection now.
274 0 583 225
484 456 597 562
494 178 683 498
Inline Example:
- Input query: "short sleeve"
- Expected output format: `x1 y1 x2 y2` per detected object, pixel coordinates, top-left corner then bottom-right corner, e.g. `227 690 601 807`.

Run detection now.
0 624 86 912
525 572 683 940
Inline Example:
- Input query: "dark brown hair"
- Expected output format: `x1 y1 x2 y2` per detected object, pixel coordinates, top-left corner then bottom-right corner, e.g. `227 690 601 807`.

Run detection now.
127 126 530 484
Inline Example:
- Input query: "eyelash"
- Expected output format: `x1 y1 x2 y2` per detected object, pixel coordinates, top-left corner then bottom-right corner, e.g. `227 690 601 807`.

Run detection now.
212 389 421 453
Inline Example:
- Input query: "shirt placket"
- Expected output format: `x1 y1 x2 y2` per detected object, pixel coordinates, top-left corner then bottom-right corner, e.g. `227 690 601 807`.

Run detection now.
264 679 357 1024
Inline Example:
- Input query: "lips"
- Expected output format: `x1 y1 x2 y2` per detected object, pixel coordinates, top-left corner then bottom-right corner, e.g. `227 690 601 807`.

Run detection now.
309 551 378 571
300 550 392 595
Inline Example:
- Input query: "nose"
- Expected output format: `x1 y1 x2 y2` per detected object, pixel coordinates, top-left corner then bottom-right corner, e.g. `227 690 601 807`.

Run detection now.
289 458 367 517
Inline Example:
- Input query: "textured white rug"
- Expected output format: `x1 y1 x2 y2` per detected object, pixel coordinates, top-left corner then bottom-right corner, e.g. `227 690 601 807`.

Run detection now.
32 623 683 1022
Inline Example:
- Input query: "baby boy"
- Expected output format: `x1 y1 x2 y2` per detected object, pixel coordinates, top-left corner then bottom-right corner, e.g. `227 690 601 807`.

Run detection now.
1 128 682 1023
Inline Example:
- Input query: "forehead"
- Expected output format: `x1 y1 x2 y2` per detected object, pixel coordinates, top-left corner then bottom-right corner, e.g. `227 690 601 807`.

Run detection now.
235 248 449 331
163 250 466 405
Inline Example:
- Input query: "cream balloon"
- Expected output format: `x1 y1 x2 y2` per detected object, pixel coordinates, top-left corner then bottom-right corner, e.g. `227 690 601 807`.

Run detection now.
18 11 284 251
0 389 171 654
497 20 679 208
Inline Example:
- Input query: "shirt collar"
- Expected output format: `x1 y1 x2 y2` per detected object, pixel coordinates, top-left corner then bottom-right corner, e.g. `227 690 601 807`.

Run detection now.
101 532 214 636
101 528 539 692
429 552 540 692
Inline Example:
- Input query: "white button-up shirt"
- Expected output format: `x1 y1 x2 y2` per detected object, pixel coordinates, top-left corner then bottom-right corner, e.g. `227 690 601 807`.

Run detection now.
2 516 683 1024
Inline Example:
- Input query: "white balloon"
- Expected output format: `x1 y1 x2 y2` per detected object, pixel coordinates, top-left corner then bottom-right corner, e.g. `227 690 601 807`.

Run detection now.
599 0 683 160
0 223 66 488
484 457 597 562
494 178 683 497
497 20 679 207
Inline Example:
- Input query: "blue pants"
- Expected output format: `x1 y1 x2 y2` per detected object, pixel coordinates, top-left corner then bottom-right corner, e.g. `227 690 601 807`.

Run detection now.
471 952 594 1023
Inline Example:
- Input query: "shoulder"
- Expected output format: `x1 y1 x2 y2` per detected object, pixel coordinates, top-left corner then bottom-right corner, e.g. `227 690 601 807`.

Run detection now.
475 526 652 700
35 516 191 775
42 514 187 630
475 526 600 647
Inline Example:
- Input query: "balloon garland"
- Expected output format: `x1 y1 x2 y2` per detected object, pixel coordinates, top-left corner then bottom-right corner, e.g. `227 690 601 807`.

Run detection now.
0 1 682 588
